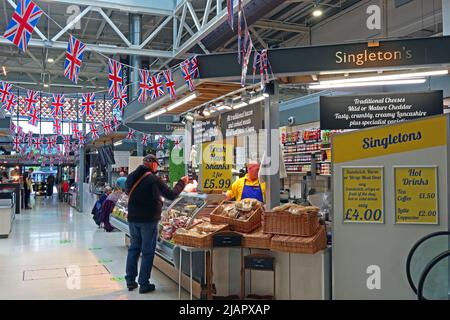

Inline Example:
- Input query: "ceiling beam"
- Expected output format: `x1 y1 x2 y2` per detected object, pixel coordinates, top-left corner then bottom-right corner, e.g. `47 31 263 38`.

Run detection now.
253 20 310 33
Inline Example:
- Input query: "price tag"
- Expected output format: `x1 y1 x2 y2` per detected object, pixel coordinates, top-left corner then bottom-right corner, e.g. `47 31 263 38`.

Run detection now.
394 167 438 225
343 167 384 224
201 142 233 191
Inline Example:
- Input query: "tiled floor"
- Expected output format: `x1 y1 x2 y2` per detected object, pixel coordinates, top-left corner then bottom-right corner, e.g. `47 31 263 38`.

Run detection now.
0 195 189 300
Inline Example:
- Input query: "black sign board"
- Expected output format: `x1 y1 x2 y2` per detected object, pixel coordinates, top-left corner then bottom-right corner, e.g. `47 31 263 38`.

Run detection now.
320 91 443 130
193 117 221 144
221 104 263 138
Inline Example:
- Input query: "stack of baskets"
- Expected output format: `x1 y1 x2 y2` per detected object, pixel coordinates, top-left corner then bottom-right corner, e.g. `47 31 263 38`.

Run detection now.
210 200 263 233
264 204 327 254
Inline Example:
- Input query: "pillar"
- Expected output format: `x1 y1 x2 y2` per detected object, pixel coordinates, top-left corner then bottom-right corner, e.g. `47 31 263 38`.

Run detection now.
129 14 142 100
184 121 192 175
136 132 144 156
263 81 280 209
444 0 450 36
78 114 86 213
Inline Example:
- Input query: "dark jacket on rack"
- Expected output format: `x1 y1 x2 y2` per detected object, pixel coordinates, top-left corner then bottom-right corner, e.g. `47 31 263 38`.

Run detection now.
125 165 186 223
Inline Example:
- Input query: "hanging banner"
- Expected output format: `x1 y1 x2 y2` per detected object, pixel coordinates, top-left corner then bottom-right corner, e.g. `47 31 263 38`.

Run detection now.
342 167 384 224
201 142 233 191
394 166 439 225
168 139 185 187
320 91 443 130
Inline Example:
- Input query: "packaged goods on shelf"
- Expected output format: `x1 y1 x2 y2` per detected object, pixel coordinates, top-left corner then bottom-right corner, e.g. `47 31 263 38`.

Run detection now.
210 199 263 233
264 204 320 237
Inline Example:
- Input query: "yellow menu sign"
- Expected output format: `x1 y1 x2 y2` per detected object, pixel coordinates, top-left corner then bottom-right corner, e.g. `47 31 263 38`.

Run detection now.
343 167 384 224
394 167 438 224
201 142 233 191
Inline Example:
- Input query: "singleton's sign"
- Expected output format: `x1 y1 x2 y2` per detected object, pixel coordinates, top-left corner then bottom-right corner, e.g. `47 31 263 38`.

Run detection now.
320 91 443 130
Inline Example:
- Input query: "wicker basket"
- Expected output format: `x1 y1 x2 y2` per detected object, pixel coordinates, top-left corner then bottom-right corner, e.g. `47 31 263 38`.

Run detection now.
210 202 263 233
242 227 273 249
172 223 228 248
270 225 327 254
263 210 319 237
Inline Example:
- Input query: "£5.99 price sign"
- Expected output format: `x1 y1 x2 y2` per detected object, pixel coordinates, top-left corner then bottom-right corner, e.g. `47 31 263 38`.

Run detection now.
201 142 233 191
343 167 384 224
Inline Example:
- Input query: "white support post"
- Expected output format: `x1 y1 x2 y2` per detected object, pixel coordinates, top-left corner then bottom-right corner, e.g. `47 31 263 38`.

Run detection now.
203 0 213 28
176 4 187 49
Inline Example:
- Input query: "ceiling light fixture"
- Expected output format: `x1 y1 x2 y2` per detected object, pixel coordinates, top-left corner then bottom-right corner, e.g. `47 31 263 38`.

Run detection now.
317 70 448 86
47 58 54 63
43 83 49 88
185 112 194 122
144 108 167 120
233 101 249 110
309 79 427 89
113 140 123 147
249 95 266 105
2 66 7 76
312 7 323 17
167 92 199 111
202 107 211 117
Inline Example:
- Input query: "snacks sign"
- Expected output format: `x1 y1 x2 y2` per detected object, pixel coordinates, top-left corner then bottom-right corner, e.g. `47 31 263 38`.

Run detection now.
201 142 233 191
342 167 384 224
394 166 439 225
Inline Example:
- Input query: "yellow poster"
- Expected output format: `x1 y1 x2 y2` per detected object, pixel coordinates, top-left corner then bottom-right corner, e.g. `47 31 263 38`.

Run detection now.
201 142 233 191
343 167 384 224
394 167 439 224
333 115 447 163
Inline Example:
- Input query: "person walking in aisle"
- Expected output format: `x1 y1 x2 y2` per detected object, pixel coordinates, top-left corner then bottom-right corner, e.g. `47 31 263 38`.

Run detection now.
23 168 33 209
115 171 127 191
125 154 188 293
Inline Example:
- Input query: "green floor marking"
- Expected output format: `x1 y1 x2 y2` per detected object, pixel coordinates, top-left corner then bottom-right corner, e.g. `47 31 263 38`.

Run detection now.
98 259 113 264
111 276 125 282
59 240 71 244
88 247 102 251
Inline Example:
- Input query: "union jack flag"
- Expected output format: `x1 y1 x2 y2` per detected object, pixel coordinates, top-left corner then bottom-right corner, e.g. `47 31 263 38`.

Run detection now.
81 93 95 120
113 86 128 111
4 93 16 113
72 122 80 138
138 69 151 103
64 35 86 84
24 90 38 113
158 136 166 149
148 73 165 100
13 135 21 152
27 132 33 147
174 136 182 150
181 63 195 92
63 135 71 146
227 0 234 31
90 122 99 139
28 106 39 126
10 122 16 135
41 156 46 167
33 136 42 149
163 70 176 100
126 128 135 141
0 82 12 104
53 118 61 134
190 56 200 78
108 59 123 99
103 121 112 135
51 94 64 119
78 134 85 145
112 115 120 130
142 134 149 146
3 0 43 52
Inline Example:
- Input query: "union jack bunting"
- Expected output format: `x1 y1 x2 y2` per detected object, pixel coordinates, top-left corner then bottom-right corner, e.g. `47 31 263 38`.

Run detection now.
51 94 65 118
53 118 61 134
189 56 200 78
126 128 135 141
80 93 95 120
148 73 165 100
41 157 46 166
174 136 182 150
4 93 16 113
108 59 123 99
3 0 43 52
227 0 234 31
102 121 112 135
90 123 99 139
33 136 42 149
112 115 120 130
27 132 33 147
113 86 128 111
9 122 16 134
28 106 39 126
158 136 166 149
181 63 195 92
163 70 176 100
47 136 57 148
64 35 86 84
13 135 21 152
24 90 38 113
72 122 80 138
138 69 151 103
63 135 71 146
0 82 12 104
237 0 242 64
78 134 85 145
142 134 149 146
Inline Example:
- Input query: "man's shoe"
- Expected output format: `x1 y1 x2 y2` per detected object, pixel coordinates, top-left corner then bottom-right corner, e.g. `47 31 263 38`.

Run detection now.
139 284 156 294
127 282 138 291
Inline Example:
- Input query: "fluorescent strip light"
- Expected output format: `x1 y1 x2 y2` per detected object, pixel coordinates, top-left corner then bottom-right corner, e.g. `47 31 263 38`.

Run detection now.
145 108 167 120
318 70 448 85
167 93 198 111
233 101 248 110
2 66 7 76
217 105 232 110
249 95 266 104
114 141 123 147
309 79 427 89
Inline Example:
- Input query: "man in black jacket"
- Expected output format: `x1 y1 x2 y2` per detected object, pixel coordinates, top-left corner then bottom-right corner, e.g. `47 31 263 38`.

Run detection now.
125 154 188 293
